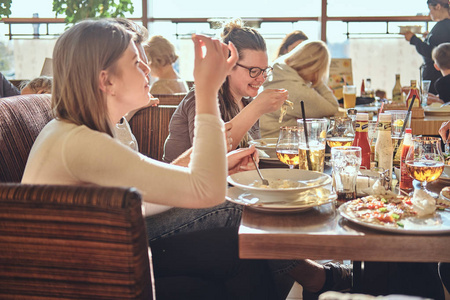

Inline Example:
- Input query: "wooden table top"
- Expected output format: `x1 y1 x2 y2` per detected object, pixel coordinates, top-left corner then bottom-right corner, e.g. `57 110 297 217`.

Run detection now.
238 180 450 263
411 115 449 136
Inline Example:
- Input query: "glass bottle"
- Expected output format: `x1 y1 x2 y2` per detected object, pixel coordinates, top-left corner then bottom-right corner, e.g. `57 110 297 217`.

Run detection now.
365 78 374 98
399 128 413 191
375 113 393 184
406 80 421 108
360 79 365 97
352 113 371 170
392 74 402 103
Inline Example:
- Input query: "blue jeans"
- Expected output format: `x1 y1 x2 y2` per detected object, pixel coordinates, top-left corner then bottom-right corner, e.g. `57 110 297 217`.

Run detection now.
145 201 299 277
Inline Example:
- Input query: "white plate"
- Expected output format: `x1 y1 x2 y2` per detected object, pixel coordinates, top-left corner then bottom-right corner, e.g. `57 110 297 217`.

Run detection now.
424 106 450 116
439 165 450 182
249 138 278 158
226 186 336 212
338 202 450 234
227 169 332 202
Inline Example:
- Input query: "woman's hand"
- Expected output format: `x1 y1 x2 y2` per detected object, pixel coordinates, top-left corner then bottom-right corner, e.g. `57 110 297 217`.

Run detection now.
227 146 258 175
225 122 233 152
427 93 444 105
252 88 289 115
439 121 450 142
192 34 238 101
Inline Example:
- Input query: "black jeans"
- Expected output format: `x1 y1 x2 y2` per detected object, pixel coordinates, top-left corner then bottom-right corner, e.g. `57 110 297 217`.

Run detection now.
150 227 278 300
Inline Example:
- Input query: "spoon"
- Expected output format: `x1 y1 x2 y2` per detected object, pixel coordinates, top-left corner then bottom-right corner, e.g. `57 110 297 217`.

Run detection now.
251 155 269 186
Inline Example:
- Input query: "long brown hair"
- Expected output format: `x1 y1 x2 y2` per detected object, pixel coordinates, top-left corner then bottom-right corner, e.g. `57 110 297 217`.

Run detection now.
218 18 266 122
52 19 133 136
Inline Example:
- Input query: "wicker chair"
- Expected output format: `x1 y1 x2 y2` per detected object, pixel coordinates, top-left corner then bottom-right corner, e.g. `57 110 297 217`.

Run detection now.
128 105 177 161
0 183 154 299
0 94 53 182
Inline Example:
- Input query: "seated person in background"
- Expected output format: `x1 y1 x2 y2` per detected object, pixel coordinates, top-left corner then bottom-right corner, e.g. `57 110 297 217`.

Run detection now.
0 71 20 97
260 40 338 138
20 76 52 95
144 35 189 94
274 30 308 59
163 18 288 163
430 42 450 103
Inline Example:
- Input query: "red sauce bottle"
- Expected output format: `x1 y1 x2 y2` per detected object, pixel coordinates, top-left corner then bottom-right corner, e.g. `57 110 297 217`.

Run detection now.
400 128 413 191
352 113 371 170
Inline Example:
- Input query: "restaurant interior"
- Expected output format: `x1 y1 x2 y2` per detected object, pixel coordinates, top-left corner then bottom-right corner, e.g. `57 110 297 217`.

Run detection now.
0 0 450 299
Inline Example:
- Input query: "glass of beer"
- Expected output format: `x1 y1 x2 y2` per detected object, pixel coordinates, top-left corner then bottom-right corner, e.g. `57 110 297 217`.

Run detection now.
326 116 355 148
297 119 328 172
343 85 357 109
276 126 300 169
405 137 445 197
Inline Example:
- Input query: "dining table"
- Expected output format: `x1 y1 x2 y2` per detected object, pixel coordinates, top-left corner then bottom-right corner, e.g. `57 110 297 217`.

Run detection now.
237 172 450 295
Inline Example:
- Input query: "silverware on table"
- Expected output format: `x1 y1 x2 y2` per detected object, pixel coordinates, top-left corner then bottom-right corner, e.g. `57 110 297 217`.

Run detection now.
251 155 269 186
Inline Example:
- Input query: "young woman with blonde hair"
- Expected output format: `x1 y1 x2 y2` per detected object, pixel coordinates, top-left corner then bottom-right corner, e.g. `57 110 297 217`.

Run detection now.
260 40 338 138
21 19 289 299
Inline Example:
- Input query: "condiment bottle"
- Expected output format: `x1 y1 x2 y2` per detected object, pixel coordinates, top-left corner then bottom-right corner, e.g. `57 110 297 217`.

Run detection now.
392 74 402 103
406 80 420 108
360 79 365 97
375 113 393 184
399 128 414 191
352 113 371 170
365 78 374 98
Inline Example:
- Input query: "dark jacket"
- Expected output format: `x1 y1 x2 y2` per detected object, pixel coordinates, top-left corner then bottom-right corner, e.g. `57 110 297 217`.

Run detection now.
435 74 450 103
0 72 20 97
410 18 450 94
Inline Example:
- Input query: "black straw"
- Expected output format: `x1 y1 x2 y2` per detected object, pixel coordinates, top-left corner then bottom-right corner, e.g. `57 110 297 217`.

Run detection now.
393 95 416 159
300 101 313 171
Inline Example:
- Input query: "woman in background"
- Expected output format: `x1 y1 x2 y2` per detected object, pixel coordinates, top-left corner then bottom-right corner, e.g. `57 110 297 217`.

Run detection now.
260 40 338 138
20 76 52 94
402 0 450 94
274 30 308 58
145 35 189 94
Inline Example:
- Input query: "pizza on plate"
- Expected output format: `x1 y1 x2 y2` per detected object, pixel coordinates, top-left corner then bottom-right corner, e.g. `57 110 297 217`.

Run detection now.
342 195 419 228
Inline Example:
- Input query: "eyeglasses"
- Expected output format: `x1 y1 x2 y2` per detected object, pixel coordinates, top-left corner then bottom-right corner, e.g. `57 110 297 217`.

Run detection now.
235 63 273 78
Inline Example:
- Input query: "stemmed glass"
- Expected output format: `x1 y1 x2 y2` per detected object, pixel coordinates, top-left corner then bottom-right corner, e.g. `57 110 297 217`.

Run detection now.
405 137 445 197
276 126 299 169
326 117 355 148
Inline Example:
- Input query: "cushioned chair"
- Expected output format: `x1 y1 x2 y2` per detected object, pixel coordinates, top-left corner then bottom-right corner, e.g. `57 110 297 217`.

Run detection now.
0 94 53 182
0 183 155 299
128 105 177 161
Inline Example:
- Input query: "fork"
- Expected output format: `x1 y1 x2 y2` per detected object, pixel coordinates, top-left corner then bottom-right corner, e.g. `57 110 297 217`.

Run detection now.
251 155 269 186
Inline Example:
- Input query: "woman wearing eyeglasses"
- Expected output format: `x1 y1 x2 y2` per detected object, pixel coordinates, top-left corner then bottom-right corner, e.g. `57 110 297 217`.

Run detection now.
163 18 289 163
260 40 339 138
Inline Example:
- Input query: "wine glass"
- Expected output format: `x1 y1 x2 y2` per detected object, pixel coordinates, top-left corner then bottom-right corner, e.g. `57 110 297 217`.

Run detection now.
326 116 355 148
405 137 445 197
276 126 299 169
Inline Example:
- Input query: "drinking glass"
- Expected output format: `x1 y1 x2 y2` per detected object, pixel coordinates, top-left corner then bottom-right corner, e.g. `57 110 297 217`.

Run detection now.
326 116 355 148
421 80 431 107
405 137 445 197
331 146 362 203
343 85 357 109
276 126 299 169
386 110 409 166
297 119 328 172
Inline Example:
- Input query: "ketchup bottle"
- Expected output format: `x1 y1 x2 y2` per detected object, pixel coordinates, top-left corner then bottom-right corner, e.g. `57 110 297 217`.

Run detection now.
400 128 413 191
352 113 371 170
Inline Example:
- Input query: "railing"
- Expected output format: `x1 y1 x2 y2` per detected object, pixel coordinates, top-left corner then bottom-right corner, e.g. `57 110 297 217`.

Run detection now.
2 15 432 40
